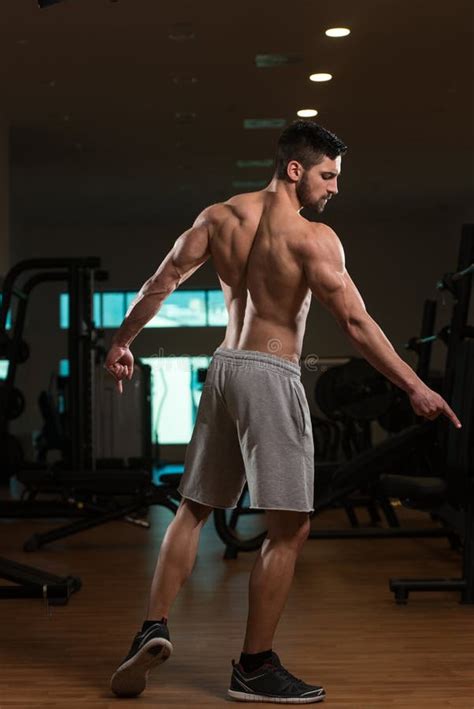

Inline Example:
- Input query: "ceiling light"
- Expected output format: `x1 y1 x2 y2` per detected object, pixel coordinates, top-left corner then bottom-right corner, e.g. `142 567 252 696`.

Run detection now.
297 109 318 118
309 73 332 82
325 27 350 38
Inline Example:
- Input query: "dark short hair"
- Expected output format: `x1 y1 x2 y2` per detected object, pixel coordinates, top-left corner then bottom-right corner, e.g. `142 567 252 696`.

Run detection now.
275 120 347 179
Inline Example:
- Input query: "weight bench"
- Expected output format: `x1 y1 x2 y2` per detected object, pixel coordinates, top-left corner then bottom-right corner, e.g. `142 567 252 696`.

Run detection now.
0 556 81 605
1 467 182 552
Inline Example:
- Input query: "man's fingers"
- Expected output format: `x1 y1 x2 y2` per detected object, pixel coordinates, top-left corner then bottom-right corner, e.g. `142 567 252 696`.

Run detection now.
103 346 135 392
105 363 127 394
443 402 461 428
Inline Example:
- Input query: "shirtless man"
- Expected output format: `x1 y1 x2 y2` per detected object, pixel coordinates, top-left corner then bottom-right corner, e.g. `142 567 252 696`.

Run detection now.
105 121 461 703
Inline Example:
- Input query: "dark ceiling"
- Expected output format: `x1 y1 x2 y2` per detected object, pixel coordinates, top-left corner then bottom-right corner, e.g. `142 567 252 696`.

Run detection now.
3 0 474 225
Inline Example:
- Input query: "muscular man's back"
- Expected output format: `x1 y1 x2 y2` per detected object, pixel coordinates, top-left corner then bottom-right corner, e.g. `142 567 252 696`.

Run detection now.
210 191 313 363
108 112 461 431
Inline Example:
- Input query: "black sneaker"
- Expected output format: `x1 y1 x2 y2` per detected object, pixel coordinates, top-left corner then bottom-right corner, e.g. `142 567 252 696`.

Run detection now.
228 651 325 704
110 622 173 697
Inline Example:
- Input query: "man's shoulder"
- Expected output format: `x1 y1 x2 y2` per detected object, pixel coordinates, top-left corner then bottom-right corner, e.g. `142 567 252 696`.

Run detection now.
307 221 338 240
299 221 340 254
197 201 240 225
200 193 261 226
191 203 231 233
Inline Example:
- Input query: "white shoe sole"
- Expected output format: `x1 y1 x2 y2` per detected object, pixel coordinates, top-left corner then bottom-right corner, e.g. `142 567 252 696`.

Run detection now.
227 688 326 704
110 637 173 697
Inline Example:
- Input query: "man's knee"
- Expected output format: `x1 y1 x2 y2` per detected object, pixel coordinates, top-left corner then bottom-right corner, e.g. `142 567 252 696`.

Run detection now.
179 497 214 524
292 515 311 549
264 510 311 548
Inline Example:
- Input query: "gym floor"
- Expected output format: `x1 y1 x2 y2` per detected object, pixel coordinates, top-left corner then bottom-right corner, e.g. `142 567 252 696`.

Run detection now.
1 501 473 708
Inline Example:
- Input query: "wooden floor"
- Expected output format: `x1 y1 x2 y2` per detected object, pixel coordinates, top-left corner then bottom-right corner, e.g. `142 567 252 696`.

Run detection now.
1 499 474 708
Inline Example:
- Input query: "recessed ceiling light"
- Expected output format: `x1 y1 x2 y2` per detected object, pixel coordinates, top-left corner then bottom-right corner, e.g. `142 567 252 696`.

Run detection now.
325 27 350 38
309 73 332 83
297 109 318 118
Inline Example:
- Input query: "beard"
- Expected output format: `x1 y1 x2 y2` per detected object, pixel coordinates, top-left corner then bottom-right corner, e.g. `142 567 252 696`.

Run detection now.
296 173 328 213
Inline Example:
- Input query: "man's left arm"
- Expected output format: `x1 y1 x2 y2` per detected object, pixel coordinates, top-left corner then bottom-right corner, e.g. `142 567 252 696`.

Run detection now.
105 208 213 391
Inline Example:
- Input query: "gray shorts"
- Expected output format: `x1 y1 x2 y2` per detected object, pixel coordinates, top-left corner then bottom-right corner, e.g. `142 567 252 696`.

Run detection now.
177 348 315 513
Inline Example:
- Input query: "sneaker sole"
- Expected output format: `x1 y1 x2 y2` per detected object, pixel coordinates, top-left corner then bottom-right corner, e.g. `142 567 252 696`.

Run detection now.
227 688 326 704
110 637 173 697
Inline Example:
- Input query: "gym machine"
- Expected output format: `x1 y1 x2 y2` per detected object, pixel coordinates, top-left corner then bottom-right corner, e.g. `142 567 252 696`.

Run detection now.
0 257 103 604
0 258 179 603
317 224 473 602
381 224 474 603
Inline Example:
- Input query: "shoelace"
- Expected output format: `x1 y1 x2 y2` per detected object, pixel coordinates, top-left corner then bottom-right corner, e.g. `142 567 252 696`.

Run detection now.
266 663 306 691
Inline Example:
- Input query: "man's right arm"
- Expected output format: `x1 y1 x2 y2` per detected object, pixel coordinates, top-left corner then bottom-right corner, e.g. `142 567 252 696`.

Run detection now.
302 224 461 427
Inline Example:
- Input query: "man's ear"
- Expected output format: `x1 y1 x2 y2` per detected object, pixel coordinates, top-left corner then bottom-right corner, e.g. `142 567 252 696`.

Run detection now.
286 160 303 182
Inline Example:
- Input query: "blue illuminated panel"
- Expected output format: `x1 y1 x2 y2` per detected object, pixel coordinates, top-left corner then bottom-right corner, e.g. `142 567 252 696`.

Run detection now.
58 355 211 445
0 360 9 380
142 356 210 444
144 291 206 328
93 293 102 326
59 290 227 329
208 290 228 326
59 359 69 377
60 293 103 329
0 295 12 330
59 293 68 329
102 293 126 328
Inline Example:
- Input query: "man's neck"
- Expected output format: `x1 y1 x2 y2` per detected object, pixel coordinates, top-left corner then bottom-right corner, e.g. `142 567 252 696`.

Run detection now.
264 176 302 212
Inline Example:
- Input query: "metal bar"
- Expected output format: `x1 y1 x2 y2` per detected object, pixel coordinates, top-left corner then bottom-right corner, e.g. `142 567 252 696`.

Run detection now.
0 258 100 327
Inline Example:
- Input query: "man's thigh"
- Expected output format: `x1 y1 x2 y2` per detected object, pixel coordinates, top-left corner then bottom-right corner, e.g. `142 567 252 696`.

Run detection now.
177 383 247 509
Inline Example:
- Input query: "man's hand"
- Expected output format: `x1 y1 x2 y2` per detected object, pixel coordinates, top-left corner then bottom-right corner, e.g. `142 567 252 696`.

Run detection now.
104 344 134 394
408 383 462 428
